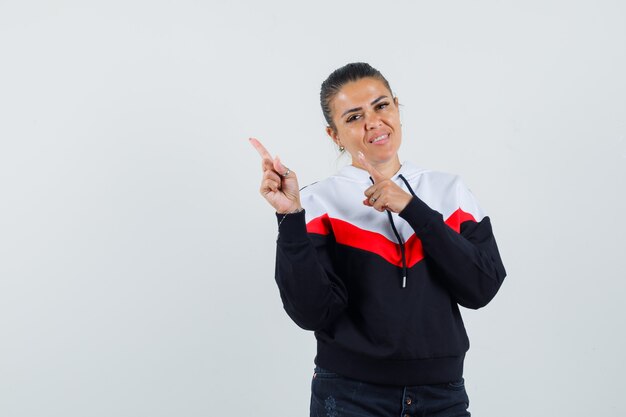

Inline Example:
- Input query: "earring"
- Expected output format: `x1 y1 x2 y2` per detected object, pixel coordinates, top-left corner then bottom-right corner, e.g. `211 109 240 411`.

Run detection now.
339 145 345 152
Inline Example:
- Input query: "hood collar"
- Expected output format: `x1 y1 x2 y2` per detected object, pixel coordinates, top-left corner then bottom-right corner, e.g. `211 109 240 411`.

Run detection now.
334 161 426 183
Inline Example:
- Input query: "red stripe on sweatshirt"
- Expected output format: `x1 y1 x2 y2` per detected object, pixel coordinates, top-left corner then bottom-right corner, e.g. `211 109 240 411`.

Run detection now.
306 209 476 268
445 208 477 233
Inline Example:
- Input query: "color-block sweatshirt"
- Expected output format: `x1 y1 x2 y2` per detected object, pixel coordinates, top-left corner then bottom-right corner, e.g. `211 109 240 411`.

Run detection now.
274 161 507 386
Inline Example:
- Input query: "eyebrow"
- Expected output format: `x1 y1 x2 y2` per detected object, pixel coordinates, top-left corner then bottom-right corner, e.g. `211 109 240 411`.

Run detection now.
341 95 389 118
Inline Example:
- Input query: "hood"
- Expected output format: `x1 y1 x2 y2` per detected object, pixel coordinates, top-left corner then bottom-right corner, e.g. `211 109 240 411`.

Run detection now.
332 161 429 183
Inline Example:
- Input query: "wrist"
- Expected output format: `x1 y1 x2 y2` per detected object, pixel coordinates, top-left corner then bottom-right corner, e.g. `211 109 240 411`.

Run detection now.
276 206 305 240
276 205 303 215
394 194 413 213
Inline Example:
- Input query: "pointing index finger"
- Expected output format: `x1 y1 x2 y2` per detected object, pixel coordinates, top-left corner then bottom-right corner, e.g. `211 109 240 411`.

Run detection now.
249 137 273 160
358 152 386 183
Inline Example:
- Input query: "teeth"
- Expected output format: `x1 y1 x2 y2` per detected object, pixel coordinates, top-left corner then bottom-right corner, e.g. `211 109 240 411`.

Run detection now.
372 134 387 143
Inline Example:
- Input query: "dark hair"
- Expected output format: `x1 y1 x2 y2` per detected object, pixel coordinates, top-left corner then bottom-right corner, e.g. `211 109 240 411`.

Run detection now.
320 62 394 131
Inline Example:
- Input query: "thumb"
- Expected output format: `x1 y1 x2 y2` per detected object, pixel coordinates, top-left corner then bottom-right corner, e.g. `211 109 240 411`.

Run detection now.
273 156 286 175
358 151 386 182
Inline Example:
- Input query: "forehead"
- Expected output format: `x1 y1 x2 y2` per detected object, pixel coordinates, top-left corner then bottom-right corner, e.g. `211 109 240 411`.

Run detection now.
332 78 391 111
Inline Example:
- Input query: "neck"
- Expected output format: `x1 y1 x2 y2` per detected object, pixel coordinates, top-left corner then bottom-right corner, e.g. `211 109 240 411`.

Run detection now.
352 155 402 178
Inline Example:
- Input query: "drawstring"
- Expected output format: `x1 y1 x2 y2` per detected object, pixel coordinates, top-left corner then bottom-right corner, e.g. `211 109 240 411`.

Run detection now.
399 174 417 197
386 210 407 288
370 175 416 289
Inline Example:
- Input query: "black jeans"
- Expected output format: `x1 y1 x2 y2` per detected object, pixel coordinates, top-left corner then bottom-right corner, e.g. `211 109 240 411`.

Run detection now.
310 366 470 417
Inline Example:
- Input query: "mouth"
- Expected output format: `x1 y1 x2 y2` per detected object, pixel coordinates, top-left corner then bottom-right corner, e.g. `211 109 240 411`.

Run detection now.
369 133 390 144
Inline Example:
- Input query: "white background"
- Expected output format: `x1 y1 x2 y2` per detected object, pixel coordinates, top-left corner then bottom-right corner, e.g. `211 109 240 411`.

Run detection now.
1 1 625 416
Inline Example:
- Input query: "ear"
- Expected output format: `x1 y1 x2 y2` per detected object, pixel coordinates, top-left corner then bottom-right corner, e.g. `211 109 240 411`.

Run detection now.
394 96 399 107
326 126 341 147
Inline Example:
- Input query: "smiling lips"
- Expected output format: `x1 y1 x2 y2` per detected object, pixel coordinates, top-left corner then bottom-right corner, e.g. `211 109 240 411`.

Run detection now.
369 133 390 144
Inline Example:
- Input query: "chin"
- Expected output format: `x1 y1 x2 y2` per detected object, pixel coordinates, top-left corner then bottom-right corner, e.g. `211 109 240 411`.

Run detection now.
371 146 400 161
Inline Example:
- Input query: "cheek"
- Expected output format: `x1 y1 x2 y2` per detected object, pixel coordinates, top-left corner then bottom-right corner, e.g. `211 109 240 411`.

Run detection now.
339 126 361 142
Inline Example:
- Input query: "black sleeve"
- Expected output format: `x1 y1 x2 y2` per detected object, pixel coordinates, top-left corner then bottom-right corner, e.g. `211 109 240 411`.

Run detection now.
274 210 348 330
399 186 507 310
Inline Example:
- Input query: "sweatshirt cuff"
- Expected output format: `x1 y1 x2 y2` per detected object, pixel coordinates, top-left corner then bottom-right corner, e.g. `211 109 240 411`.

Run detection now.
275 209 308 242
399 196 441 234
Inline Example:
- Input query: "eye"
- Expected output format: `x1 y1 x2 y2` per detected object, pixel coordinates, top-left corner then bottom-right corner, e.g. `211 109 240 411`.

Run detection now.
346 114 361 123
376 102 390 110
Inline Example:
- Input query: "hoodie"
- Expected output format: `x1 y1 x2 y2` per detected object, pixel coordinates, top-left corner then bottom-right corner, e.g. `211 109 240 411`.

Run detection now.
274 161 507 386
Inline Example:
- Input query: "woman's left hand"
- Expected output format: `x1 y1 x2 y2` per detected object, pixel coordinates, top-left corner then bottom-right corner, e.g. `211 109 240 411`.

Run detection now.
359 152 413 213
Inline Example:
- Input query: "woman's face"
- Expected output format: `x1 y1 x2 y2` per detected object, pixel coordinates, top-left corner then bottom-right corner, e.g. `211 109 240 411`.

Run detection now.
327 77 402 169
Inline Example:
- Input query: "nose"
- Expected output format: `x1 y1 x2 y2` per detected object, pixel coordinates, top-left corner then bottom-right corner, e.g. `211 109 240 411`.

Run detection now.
364 111 382 130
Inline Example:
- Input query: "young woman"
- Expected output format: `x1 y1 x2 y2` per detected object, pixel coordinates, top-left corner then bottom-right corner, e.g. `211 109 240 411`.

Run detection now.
250 63 506 417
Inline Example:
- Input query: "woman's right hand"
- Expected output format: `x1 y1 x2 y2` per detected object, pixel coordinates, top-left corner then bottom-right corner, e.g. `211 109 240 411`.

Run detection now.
249 137 302 214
